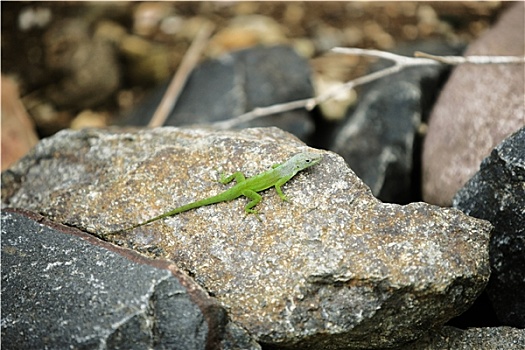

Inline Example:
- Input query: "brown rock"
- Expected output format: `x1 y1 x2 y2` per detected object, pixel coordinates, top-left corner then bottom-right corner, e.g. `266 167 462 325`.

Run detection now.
208 15 287 57
422 2 524 206
1 75 39 171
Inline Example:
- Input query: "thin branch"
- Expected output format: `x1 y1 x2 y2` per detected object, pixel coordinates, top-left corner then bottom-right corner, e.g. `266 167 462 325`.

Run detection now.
148 22 215 128
212 47 524 129
213 99 312 129
306 62 403 109
331 47 439 66
333 47 525 65
414 51 525 64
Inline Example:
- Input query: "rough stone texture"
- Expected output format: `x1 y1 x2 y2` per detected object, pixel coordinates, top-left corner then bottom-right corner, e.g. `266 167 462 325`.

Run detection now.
394 326 525 349
1 209 259 350
453 127 525 328
422 2 525 206
2 127 492 349
331 41 458 204
123 45 314 141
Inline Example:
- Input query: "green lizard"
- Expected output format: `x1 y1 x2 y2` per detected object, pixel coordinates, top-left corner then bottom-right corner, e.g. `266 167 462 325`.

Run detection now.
114 151 323 232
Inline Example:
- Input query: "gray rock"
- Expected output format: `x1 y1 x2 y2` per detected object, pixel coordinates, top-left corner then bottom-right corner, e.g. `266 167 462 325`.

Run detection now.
123 45 314 141
395 326 525 349
1 209 260 350
422 2 525 206
331 42 458 203
453 127 525 328
2 127 492 349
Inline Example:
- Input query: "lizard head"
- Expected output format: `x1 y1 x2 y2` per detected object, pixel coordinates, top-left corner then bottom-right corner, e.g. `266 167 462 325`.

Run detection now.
289 151 323 172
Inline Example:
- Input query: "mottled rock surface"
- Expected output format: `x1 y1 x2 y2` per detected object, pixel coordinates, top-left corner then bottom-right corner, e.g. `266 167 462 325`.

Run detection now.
422 2 524 206
454 127 525 328
2 127 492 349
396 326 525 349
1 209 259 350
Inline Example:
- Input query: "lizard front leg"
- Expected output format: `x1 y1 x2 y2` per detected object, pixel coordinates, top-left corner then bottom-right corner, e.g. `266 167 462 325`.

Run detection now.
274 174 294 201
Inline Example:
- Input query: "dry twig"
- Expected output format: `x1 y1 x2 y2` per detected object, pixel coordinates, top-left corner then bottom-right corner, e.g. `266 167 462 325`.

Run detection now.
212 47 524 129
414 51 525 64
148 22 215 128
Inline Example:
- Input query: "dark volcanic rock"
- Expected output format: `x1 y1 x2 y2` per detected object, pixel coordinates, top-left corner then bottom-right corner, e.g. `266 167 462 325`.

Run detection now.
1 209 259 350
454 127 525 328
2 127 492 349
331 42 457 204
123 45 315 140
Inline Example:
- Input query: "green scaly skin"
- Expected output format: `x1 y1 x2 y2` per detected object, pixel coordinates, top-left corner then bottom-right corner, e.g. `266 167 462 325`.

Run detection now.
112 152 323 233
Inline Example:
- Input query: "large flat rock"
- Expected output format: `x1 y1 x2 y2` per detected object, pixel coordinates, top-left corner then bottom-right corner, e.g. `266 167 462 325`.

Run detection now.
2 127 491 349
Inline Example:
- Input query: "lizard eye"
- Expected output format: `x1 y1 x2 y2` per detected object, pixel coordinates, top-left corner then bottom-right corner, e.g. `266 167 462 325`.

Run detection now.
306 159 311 163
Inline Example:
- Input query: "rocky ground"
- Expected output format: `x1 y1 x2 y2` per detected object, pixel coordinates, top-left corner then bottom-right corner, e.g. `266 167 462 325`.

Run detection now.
2 2 506 142
2 2 524 349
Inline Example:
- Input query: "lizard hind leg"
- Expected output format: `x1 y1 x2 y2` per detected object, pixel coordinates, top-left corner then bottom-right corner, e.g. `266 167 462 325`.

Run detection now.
242 189 262 218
